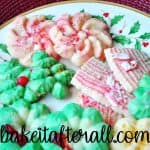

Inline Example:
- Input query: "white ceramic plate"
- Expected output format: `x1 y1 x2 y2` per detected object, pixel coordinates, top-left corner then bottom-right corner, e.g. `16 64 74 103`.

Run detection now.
0 0 149 111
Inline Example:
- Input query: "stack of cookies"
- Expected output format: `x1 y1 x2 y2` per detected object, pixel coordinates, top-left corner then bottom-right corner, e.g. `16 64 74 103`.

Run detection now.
71 48 150 126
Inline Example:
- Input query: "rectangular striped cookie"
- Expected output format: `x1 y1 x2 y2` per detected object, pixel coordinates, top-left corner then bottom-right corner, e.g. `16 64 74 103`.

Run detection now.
105 48 150 92
81 94 124 126
71 57 133 113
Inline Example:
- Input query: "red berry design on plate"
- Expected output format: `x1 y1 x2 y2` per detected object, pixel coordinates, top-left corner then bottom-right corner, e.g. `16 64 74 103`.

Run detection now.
119 30 123 34
103 12 109 17
17 76 29 86
142 42 149 47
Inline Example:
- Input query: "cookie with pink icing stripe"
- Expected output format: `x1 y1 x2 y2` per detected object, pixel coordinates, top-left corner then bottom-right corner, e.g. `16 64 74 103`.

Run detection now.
71 57 133 115
105 48 150 92
7 13 112 67
81 94 123 126
49 12 112 66
7 15 60 66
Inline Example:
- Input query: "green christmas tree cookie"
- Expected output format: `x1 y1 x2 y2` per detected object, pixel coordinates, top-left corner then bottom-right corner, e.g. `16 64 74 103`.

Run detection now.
0 51 75 105
128 73 150 119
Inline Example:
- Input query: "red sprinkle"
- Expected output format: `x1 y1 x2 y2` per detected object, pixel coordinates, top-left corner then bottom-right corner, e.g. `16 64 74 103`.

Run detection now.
142 42 149 47
17 76 29 86
103 12 109 17
5 124 27 146
54 133 72 150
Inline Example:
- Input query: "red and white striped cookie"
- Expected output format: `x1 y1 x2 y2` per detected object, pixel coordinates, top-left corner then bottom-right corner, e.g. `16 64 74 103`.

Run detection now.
105 48 150 92
71 57 133 114
81 94 123 126
71 57 111 105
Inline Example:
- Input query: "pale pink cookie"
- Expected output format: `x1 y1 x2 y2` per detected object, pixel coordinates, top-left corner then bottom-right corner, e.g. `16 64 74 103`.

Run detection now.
81 94 123 126
82 18 112 51
71 57 133 115
71 38 94 66
105 48 150 92
88 36 103 58
72 12 91 31
49 18 94 65
7 15 59 66
49 12 112 66
7 16 34 66
49 26 75 59
82 18 108 31
56 14 75 35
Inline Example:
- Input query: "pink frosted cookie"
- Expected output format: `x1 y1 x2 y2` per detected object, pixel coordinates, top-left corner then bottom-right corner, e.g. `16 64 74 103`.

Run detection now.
7 16 60 66
71 57 133 114
81 94 123 126
105 48 150 92
7 13 112 67
49 12 112 66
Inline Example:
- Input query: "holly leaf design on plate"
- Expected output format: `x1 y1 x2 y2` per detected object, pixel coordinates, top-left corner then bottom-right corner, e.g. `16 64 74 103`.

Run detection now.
129 21 140 34
113 35 131 45
45 15 55 20
139 33 150 39
0 43 9 53
135 40 141 50
110 15 124 26
92 15 107 24
80 9 85 13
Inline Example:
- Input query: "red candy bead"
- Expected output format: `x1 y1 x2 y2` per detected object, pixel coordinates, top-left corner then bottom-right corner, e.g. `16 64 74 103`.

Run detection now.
17 76 29 86
142 42 149 47
103 12 109 17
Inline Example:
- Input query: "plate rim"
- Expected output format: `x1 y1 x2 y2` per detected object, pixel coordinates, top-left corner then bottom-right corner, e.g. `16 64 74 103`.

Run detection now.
0 0 149 29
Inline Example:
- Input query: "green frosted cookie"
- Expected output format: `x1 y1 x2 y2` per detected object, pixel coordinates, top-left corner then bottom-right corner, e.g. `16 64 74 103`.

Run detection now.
26 103 50 129
31 51 57 68
0 51 75 105
52 82 69 99
34 103 110 150
4 100 50 129
22 142 42 150
0 59 25 80
0 142 21 150
51 63 66 74
0 86 25 104
41 143 62 150
54 70 75 85
0 100 50 129
0 107 23 130
0 101 51 149
10 100 31 122
128 73 150 119
0 102 110 150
